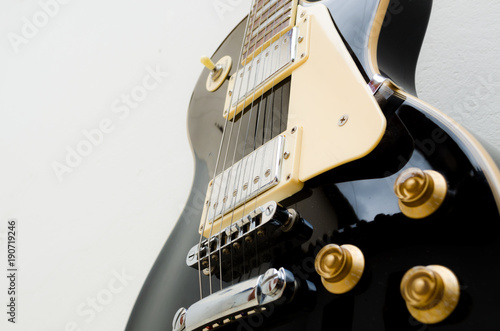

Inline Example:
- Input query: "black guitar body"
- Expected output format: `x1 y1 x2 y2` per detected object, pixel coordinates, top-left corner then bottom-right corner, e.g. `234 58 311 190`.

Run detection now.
127 1 500 330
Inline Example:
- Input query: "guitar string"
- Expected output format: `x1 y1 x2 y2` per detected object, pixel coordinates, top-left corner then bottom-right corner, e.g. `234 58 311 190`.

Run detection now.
247 0 292 282
223 0 289 282
200 0 291 295
239 0 291 281
248 11 287 280
217 62 264 287
203 0 265 294
205 7 262 294
202 0 280 288
196 0 256 299
214 0 281 289
232 0 289 283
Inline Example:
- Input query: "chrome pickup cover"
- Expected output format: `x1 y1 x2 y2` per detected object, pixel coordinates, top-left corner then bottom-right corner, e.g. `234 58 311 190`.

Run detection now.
205 135 284 224
231 28 296 110
224 27 302 120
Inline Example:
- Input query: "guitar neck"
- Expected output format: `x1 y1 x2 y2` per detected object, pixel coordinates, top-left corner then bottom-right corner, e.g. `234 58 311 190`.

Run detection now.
241 0 298 64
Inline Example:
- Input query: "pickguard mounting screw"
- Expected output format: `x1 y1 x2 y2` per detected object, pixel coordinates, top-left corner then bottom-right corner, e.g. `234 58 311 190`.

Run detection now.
338 114 349 126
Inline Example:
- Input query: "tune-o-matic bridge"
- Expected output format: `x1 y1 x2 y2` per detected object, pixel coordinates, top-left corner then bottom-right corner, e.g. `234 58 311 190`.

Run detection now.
188 201 312 280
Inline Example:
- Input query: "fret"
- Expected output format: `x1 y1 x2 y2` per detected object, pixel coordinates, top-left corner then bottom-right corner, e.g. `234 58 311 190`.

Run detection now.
244 13 292 57
242 15 291 59
247 2 292 41
251 0 269 16
246 0 289 39
241 0 297 64
254 0 281 23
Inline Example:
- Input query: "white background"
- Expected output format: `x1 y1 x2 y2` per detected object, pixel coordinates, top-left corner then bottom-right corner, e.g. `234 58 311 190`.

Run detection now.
0 1 498 330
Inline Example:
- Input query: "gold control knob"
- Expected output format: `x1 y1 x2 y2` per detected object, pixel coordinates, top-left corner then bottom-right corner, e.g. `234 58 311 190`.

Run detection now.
400 265 460 324
314 244 364 294
200 55 232 92
394 168 447 219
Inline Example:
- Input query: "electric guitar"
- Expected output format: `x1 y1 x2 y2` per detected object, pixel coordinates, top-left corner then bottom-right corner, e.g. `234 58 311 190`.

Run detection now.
126 0 500 330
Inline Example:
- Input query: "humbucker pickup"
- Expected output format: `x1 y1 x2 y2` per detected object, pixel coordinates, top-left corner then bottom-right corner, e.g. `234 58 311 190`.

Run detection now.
199 127 304 238
223 24 309 120
205 136 284 225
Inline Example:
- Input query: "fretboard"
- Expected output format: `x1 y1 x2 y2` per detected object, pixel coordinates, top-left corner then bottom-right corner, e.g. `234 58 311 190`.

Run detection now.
241 0 297 64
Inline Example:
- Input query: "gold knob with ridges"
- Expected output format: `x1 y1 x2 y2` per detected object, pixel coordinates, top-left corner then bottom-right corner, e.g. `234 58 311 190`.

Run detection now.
401 265 460 324
314 244 364 294
394 168 447 219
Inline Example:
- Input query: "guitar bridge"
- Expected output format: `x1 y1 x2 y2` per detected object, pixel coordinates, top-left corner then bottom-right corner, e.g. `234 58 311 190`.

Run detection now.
188 201 312 281
172 267 315 331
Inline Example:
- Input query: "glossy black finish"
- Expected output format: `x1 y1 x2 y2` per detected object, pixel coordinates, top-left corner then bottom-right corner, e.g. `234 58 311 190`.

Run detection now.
127 1 500 330
307 0 433 94
377 0 433 95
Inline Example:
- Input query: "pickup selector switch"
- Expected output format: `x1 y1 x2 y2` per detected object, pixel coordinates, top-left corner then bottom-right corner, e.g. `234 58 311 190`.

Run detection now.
314 244 364 294
200 55 232 92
